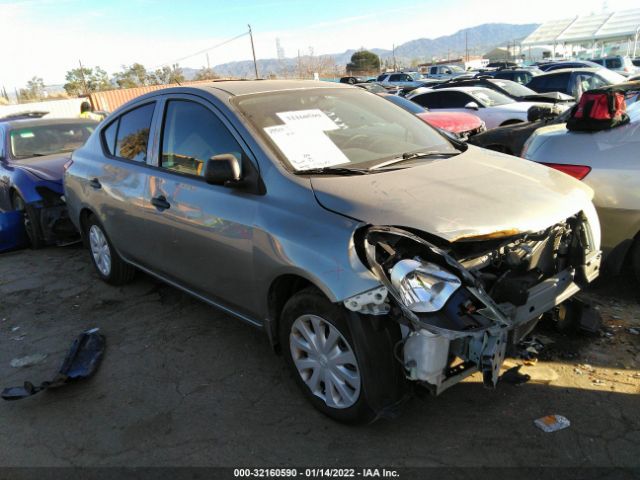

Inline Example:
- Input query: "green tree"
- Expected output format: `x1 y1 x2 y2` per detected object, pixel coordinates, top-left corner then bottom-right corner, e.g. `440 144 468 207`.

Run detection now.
63 66 112 96
346 50 380 73
18 76 45 102
194 67 219 80
149 64 185 85
113 63 150 88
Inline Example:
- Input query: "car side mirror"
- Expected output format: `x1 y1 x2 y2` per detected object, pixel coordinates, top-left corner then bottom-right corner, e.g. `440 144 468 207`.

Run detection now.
465 101 479 110
204 153 242 186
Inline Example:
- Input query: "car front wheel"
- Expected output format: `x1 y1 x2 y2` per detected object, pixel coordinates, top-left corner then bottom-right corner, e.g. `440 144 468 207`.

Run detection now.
12 193 44 249
280 288 404 424
84 214 135 285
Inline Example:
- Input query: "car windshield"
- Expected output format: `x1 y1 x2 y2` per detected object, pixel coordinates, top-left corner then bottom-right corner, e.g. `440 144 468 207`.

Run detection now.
10 123 95 159
382 94 427 114
449 65 465 73
407 72 424 81
490 79 536 97
470 88 513 106
597 69 626 85
234 88 457 171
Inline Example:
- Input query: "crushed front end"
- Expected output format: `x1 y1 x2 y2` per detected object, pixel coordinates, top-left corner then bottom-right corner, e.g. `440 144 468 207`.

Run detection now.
346 210 601 394
33 185 79 245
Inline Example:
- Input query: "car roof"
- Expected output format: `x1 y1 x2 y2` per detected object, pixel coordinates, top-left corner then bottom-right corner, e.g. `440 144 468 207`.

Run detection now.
536 67 601 76
1 117 99 129
179 79 352 98
417 86 485 93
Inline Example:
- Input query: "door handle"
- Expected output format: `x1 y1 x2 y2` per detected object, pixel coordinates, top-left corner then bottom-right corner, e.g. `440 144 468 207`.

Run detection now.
89 178 101 189
151 195 170 211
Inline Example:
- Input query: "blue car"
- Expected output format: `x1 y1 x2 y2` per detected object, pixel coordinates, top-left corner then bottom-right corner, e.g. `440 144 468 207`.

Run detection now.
0 117 97 250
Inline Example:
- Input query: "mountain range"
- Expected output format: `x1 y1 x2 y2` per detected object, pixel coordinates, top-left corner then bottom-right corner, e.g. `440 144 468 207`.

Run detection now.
186 22 539 79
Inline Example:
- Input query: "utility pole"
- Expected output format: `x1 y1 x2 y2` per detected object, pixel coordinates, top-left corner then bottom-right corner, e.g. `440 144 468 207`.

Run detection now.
78 59 89 95
248 24 259 79
465 31 468 62
298 50 302 78
206 53 210 70
392 44 397 71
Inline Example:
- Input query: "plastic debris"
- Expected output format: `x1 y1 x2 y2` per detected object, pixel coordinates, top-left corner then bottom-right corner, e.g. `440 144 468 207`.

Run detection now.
573 368 583 375
534 415 571 433
10 354 48 368
11 326 20 332
2 328 105 401
628 328 639 336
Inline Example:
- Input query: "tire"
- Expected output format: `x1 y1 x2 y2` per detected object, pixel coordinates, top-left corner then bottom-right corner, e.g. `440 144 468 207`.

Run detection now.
84 214 135 285
631 238 640 285
280 288 404 424
12 193 45 249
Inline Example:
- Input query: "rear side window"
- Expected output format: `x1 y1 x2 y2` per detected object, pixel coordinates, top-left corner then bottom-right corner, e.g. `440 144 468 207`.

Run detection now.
389 74 402 82
102 103 155 161
102 121 117 155
605 58 622 69
531 73 570 91
412 93 440 108
160 100 242 177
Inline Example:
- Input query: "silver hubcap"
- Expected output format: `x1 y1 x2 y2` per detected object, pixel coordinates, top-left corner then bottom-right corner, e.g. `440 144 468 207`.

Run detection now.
290 314 361 409
89 225 111 276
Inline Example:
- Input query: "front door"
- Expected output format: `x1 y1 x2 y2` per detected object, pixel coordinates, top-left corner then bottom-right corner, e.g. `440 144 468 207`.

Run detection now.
142 96 260 316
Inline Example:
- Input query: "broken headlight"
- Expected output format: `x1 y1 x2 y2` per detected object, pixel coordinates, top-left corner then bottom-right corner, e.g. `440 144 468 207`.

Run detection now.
390 259 461 313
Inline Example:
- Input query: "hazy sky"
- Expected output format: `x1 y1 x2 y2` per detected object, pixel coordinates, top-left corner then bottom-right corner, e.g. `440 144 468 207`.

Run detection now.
1 0 635 89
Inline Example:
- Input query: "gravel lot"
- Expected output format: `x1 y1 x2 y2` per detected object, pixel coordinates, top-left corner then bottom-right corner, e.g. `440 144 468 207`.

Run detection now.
0 245 639 468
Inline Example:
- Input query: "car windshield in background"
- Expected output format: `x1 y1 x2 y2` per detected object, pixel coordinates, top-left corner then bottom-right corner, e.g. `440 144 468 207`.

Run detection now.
471 88 513 106
449 65 465 73
383 94 427 114
235 88 457 172
597 69 626 85
490 80 537 97
10 123 95 159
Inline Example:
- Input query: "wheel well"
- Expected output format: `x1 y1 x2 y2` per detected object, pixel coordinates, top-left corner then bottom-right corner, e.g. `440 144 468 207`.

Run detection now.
500 119 523 126
78 208 95 242
267 274 315 350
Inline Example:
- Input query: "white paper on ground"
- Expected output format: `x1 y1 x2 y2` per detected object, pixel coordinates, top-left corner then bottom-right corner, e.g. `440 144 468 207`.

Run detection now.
276 109 340 131
264 124 349 171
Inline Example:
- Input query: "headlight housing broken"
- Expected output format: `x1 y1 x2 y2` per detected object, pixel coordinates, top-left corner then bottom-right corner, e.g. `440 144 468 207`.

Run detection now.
390 259 461 313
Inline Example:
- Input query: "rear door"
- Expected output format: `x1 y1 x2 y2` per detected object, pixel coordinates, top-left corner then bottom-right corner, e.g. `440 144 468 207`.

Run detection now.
85 101 158 263
141 95 260 315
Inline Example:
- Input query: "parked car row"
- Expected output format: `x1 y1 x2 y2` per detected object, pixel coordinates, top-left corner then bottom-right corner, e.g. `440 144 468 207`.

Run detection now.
4 77 636 424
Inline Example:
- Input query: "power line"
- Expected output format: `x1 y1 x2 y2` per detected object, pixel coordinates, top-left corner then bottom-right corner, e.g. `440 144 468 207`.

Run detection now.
155 30 250 69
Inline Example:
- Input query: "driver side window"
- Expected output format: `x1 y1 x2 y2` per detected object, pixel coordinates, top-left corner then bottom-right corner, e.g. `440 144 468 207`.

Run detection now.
160 100 243 178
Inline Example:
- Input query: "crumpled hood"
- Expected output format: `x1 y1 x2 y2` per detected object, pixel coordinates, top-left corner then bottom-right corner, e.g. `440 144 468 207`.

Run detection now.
12 154 70 183
311 146 595 242
417 111 483 134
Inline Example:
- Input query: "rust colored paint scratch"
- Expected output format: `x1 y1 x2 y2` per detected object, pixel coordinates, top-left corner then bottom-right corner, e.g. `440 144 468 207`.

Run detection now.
453 228 521 242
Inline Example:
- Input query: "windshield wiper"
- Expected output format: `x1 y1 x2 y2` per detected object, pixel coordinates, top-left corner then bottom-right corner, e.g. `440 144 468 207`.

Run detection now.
294 166 370 176
369 151 457 170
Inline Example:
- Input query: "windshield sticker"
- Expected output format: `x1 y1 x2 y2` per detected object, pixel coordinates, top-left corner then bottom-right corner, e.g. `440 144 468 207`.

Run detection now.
276 109 339 131
17 131 35 138
264 125 348 171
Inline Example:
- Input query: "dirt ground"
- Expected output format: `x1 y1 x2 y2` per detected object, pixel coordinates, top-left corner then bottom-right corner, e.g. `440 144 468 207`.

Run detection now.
0 245 639 468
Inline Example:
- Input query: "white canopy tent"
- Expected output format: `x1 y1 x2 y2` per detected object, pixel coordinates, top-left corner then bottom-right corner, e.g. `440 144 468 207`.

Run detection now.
522 8 640 58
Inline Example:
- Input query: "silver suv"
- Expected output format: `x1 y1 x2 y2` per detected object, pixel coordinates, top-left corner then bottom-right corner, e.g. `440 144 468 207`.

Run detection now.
64 81 601 423
589 56 639 77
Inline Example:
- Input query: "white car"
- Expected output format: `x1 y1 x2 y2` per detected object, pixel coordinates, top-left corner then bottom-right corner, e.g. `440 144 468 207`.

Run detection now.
522 101 640 279
406 86 569 129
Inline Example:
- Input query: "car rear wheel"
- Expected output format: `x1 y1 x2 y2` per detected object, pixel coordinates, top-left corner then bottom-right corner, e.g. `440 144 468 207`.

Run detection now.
12 193 44 249
280 288 404 424
84 214 135 285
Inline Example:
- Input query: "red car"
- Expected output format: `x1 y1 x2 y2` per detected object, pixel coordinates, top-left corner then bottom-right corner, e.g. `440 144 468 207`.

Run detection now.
378 93 485 139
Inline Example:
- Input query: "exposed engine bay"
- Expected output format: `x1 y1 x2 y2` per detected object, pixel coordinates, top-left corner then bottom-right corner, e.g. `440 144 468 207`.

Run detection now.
346 212 601 394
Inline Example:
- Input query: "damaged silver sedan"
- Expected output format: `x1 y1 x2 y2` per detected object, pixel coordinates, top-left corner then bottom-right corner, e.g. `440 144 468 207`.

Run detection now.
64 80 601 423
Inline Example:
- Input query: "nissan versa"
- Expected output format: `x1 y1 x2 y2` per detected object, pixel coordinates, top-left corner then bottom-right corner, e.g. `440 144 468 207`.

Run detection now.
64 80 602 423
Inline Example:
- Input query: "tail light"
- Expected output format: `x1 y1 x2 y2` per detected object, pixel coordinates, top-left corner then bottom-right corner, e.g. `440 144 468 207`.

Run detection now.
541 162 591 180
63 159 73 171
